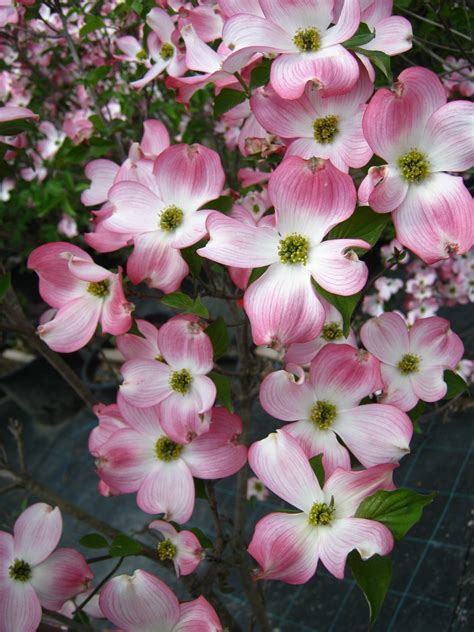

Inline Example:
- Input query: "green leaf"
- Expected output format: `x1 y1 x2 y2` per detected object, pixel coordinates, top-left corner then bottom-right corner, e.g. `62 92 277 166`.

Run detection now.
354 48 392 82
194 478 207 500
80 15 106 37
348 551 392 628
85 65 111 87
0 119 36 136
248 266 267 285
204 195 233 213
328 206 390 248
190 527 213 549
192 296 209 318
214 88 247 117
206 317 229 360
443 369 468 400
79 533 109 549
250 58 272 89
355 488 435 540
109 534 142 557
0 271 11 301
161 292 209 318
309 454 325 487
343 23 375 49
181 240 205 278
209 372 233 412
408 400 425 434
314 282 361 337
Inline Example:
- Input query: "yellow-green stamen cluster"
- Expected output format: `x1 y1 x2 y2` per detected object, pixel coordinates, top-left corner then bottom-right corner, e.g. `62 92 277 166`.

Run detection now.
313 115 339 144
169 368 193 394
160 43 174 60
155 436 183 461
278 233 309 265
157 539 177 560
136 49 147 61
87 280 110 298
397 150 430 183
397 353 420 375
293 27 321 52
308 500 335 526
9 559 32 582
321 322 343 342
160 205 184 232
310 400 337 430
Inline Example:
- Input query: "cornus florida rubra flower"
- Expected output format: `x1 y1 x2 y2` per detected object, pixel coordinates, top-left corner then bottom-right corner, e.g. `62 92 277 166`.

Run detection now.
82 119 170 209
99 570 222 632
149 520 203 577
284 296 357 366
199 156 369 347
359 66 474 264
120 316 216 442
116 317 162 362
95 404 247 523
361 312 464 412
260 344 412 475
0 503 92 632
248 431 395 583
129 8 186 89
251 69 373 171
27 242 133 353
222 0 361 99
103 143 225 292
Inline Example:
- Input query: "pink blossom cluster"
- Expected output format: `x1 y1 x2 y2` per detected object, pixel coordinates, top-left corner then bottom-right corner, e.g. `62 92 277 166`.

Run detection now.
2 0 473 629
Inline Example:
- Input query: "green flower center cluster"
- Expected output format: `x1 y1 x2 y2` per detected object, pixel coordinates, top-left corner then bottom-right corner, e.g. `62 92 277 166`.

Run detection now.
321 322 343 342
160 205 184 232
87 280 110 298
313 115 339 144
9 559 32 582
157 539 177 560
136 49 148 61
169 368 193 394
308 500 335 526
278 233 309 265
293 27 321 52
397 353 421 374
397 150 430 183
310 400 337 430
160 43 174 61
155 436 183 461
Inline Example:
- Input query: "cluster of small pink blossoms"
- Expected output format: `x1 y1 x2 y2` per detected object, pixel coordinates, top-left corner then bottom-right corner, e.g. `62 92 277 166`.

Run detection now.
2 0 474 630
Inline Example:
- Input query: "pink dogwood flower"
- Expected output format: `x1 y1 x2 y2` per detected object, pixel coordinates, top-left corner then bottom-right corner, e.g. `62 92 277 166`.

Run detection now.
359 67 474 263
260 344 411 475
0 105 37 124
199 156 369 347
120 316 216 441
222 0 360 99
334 0 412 80
81 119 171 207
28 242 133 352
89 402 128 497
99 570 222 632
116 318 162 362
248 430 395 582
361 312 464 411
130 8 186 89
149 520 203 577
251 69 373 171
284 297 357 366
103 143 225 292
0 503 93 632
95 405 247 522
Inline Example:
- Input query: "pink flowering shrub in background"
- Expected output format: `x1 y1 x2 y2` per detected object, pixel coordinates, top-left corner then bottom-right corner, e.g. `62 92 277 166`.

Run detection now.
0 1 473 631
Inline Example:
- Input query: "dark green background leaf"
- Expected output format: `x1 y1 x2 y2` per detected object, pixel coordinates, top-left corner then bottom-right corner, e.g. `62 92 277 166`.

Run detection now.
348 551 392 628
